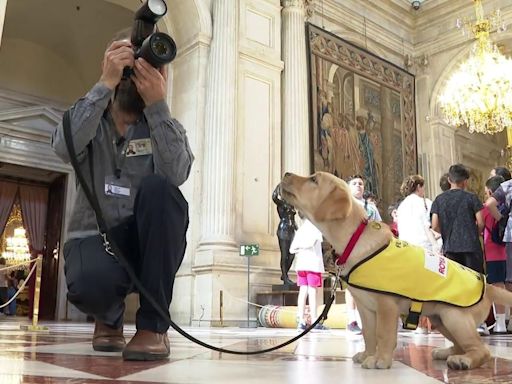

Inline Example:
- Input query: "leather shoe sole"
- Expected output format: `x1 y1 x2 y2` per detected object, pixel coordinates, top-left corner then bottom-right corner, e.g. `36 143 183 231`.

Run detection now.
93 342 125 353
122 349 170 361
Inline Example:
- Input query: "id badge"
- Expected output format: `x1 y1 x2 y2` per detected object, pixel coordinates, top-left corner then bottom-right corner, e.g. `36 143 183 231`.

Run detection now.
105 175 131 198
126 138 152 157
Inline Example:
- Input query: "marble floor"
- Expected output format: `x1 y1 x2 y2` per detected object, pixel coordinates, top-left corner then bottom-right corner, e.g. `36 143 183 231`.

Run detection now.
1 318 512 383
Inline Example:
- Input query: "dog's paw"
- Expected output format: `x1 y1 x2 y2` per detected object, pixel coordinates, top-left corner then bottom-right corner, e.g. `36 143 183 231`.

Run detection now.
352 351 368 364
432 347 454 360
447 355 472 370
361 356 377 369
361 355 392 369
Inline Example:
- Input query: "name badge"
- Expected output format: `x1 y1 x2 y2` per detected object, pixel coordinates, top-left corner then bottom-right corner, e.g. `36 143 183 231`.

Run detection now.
105 175 131 198
125 138 152 157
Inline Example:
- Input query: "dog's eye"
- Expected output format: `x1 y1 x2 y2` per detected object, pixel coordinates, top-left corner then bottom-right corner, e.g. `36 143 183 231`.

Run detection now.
310 176 318 184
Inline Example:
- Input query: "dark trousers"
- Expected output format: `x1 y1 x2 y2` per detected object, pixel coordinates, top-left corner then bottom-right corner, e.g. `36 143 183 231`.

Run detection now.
445 251 484 274
0 287 7 314
63 175 188 333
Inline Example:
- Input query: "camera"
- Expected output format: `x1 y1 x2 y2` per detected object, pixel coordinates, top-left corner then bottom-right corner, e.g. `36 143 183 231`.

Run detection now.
123 0 177 77
411 1 421 10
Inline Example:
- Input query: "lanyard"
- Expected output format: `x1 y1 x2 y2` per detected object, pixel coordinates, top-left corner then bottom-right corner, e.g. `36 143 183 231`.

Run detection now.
106 115 129 179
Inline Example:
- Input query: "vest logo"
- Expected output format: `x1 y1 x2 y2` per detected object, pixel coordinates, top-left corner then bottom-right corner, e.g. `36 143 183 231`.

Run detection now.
424 250 448 278
438 256 446 276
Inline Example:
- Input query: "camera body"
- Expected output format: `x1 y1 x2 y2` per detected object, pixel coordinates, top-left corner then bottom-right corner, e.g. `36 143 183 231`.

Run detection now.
124 0 177 77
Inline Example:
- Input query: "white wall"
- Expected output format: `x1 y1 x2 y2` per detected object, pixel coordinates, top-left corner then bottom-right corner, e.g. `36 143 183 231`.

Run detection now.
0 38 85 103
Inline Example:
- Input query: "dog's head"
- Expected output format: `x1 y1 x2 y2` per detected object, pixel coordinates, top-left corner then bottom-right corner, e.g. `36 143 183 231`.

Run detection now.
280 172 356 224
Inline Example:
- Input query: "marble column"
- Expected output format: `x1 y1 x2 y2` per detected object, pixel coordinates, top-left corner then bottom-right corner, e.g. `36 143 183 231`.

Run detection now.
282 0 310 175
199 0 238 248
0 0 7 47
380 87 394 207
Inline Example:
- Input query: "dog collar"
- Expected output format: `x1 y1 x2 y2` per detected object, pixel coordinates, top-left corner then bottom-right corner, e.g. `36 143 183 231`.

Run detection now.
336 220 368 266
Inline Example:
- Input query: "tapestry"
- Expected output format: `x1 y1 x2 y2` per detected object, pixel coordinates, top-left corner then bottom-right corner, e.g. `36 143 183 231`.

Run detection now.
307 23 417 214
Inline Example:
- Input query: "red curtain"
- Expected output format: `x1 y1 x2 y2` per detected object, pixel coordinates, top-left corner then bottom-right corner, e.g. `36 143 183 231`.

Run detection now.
0 181 18 235
19 185 49 254
19 185 49 318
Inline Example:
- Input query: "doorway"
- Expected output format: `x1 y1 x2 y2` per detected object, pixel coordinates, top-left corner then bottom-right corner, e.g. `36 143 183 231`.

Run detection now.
0 162 66 320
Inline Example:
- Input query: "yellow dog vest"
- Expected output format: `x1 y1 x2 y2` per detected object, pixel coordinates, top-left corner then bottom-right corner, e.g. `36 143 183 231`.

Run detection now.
344 238 485 327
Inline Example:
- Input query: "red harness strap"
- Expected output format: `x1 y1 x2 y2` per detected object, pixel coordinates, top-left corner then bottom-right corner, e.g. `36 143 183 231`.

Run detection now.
335 220 368 266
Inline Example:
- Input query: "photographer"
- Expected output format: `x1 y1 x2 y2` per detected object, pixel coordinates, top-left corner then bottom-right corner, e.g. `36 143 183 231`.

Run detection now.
51 29 194 361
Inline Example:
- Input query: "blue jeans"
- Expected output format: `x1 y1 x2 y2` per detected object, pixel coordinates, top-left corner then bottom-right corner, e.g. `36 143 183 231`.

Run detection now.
7 287 16 315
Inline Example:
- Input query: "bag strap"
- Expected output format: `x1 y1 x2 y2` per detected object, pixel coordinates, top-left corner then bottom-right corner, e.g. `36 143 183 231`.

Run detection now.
62 110 107 234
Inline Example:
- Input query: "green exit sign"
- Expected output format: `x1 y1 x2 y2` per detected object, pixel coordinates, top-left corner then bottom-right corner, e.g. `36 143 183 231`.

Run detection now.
240 244 259 256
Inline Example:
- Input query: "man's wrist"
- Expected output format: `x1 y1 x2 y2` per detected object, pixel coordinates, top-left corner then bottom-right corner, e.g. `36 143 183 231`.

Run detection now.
99 77 118 90
144 97 165 107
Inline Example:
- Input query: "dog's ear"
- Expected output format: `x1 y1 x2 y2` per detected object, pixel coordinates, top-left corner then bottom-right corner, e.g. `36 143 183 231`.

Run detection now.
314 186 352 222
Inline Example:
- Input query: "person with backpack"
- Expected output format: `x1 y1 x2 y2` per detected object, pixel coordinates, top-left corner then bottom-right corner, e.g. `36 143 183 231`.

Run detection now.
483 176 507 333
486 171 512 330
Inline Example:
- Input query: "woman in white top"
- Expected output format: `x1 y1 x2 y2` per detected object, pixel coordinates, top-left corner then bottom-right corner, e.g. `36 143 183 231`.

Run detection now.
396 174 437 334
289 217 326 330
396 174 437 251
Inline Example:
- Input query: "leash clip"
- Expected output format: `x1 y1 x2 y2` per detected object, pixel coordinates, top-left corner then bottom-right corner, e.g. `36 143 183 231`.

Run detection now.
101 232 116 258
330 267 344 297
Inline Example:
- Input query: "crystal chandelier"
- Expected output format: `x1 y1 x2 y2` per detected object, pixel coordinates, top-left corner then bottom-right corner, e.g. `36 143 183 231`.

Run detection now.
439 0 512 135
1 227 31 264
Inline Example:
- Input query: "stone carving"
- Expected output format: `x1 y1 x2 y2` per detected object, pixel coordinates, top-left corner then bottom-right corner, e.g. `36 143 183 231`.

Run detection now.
272 185 298 286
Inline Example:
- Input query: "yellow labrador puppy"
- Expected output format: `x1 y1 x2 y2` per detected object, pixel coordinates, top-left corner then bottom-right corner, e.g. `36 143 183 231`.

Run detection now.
280 171 512 370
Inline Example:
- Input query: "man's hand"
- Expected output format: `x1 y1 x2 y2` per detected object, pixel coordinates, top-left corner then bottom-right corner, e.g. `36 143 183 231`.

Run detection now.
131 58 167 106
100 40 134 90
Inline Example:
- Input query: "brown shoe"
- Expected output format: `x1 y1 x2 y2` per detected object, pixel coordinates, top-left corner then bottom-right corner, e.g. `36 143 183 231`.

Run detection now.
122 329 170 361
92 322 125 352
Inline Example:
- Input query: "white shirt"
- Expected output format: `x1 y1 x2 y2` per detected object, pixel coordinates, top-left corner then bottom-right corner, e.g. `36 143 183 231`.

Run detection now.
396 193 433 250
290 219 325 273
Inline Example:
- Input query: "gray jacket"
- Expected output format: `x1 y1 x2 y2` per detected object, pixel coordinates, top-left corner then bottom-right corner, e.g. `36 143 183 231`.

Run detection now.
52 82 194 239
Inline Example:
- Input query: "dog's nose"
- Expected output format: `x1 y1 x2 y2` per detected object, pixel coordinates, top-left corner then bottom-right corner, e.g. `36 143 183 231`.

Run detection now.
284 172 292 178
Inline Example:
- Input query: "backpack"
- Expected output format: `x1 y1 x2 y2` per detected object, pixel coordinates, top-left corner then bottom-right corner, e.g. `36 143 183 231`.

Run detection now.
489 204 509 246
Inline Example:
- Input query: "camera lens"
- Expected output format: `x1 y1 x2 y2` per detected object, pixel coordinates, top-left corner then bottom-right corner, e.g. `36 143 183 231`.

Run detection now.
152 37 169 57
138 32 177 67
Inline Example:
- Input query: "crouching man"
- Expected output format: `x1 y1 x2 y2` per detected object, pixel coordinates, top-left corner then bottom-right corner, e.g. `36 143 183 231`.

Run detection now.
52 31 194 361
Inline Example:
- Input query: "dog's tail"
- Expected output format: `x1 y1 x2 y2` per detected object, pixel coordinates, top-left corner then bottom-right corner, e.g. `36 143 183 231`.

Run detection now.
486 284 512 306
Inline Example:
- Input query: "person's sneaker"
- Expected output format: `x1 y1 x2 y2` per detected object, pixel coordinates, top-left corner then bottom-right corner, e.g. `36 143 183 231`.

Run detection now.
313 323 329 331
297 322 307 331
477 323 490 336
347 321 362 335
92 322 125 352
414 327 429 335
122 330 170 361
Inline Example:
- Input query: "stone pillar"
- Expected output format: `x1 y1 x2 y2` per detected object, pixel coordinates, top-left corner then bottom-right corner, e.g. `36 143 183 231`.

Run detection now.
0 0 7 47
199 0 238 248
282 0 310 175
380 87 394 205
